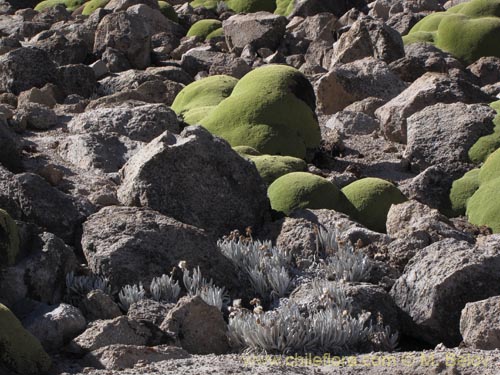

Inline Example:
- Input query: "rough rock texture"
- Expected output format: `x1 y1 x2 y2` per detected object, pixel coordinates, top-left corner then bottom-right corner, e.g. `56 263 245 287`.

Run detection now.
0 231 78 308
326 110 379 135
79 290 122 322
84 344 190 370
376 72 493 143
70 316 172 354
460 295 500 350
11 173 87 244
117 126 270 237
331 16 404 66
81 206 240 292
386 200 473 269
315 57 406 115
94 11 151 70
222 12 287 55
160 296 230 355
127 299 173 327
467 56 500 86
0 47 56 95
400 163 472 211
403 103 496 172
23 303 86 352
391 238 500 346
59 104 179 174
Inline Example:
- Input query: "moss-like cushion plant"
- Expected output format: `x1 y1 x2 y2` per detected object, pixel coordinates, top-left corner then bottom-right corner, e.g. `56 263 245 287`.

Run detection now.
158 1 178 22
403 0 500 64
478 146 500 184
451 148 500 232
82 0 109 15
466 177 500 233
449 168 481 216
0 303 52 375
268 172 351 215
274 0 294 16
468 100 500 163
186 19 223 40
0 209 19 267
190 0 276 13
235 146 306 184
199 64 321 159
171 75 238 125
35 0 86 11
341 177 407 233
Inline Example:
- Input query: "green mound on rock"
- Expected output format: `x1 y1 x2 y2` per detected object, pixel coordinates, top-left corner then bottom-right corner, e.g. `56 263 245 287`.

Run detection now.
190 0 276 13
452 148 500 232
478 147 500 184
235 146 306 184
0 303 51 375
35 0 86 11
341 177 407 233
274 0 294 15
186 19 222 40
403 0 500 64
171 75 238 125
0 209 19 267
469 100 500 163
268 172 349 215
198 65 321 159
81 0 109 15
158 1 178 22
466 177 500 233
449 168 481 216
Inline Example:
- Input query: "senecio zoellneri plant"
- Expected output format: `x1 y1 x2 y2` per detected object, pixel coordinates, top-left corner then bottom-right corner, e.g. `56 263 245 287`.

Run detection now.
65 271 111 305
228 280 398 354
181 264 230 310
218 237 293 301
118 283 146 311
150 273 181 303
316 227 372 282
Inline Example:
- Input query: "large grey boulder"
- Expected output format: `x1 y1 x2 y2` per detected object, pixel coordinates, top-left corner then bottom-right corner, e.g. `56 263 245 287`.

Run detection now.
223 12 287 55
117 126 270 237
23 303 86 352
0 47 56 95
330 16 404 67
315 57 406 115
390 238 500 346
59 104 179 174
81 206 240 292
375 72 493 143
403 103 495 172
94 11 151 70
11 173 87 244
69 316 171 354
28 30 88 66
0 232 78 308
386 200 473 269
160 296 230 355
460 295 500 350
83 344 189 370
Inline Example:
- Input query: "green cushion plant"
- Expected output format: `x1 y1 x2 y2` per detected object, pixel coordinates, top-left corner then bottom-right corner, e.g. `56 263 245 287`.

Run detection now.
403 0 500 64
235 146 306 184
186 19 223 40
0 303 52 375
341 177 407 233
199 65 321 159
35 0 86 11
171 74 238 125
268 172 350 215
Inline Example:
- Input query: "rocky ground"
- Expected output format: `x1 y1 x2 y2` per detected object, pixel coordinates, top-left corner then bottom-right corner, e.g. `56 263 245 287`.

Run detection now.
0 0 500 374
